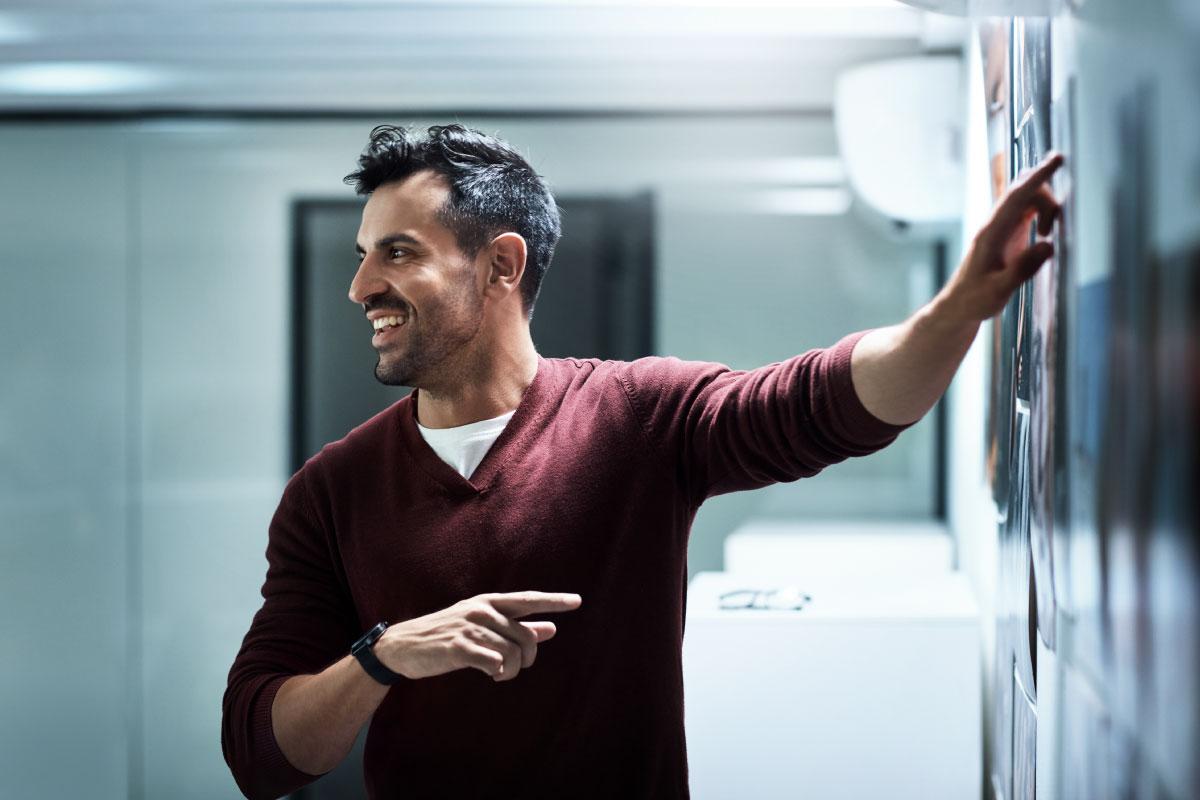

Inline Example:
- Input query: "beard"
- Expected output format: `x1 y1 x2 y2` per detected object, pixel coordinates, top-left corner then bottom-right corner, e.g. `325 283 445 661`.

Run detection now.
372 282 484 388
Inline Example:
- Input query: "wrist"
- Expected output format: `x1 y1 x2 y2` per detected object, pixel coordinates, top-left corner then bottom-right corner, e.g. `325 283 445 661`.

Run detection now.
374 625 409 679
352 622 407 685
921 290 983 342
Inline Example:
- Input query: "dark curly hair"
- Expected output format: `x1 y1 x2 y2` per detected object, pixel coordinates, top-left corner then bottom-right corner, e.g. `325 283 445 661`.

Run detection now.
344 123 562 318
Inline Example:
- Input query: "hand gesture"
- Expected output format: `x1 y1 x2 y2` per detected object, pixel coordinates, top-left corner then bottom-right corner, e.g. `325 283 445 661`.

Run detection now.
377 591 583 682
941 151 1065 322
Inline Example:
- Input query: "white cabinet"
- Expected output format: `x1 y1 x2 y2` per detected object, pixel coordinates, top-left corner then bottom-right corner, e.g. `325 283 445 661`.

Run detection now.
684 570 980 800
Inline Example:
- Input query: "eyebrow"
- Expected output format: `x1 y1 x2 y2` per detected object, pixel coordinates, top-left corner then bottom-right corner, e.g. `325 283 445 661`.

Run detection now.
354 232 425 255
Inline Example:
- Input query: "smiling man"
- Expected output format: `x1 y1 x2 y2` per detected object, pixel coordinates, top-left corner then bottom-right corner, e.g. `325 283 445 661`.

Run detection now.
221 123 1063 800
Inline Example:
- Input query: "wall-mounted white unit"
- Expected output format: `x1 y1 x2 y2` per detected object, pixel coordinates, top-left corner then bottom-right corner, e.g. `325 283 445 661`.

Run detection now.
834 55 966 241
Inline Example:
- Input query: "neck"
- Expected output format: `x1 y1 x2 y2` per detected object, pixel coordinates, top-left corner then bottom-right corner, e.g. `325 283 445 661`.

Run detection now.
415 329 539 429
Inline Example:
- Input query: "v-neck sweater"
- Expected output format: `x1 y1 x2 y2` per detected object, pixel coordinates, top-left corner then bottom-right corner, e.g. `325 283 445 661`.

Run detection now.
221 329 911 800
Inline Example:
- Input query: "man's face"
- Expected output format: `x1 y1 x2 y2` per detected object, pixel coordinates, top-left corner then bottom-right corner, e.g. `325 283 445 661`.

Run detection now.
351 170 485 387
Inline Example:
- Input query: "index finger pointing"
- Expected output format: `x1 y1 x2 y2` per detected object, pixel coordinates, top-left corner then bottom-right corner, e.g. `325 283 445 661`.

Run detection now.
1014 151 1065 195
489 591 583 618
989 152 1065 235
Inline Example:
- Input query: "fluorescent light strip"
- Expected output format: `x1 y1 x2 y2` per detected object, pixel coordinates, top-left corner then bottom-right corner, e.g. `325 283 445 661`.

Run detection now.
0 63 172 95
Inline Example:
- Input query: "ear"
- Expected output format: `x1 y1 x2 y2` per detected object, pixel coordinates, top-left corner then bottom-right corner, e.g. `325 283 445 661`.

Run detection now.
484 231 527 301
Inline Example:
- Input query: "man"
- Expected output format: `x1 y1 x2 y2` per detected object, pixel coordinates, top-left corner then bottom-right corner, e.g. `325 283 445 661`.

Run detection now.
222 123 1063 799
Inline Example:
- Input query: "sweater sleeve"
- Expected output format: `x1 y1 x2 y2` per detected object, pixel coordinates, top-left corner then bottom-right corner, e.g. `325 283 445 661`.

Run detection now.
221 466 360 800
618 329 914 504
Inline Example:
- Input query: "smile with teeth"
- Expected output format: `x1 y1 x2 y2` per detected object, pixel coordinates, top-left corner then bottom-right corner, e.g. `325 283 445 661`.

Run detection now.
372 314 408 334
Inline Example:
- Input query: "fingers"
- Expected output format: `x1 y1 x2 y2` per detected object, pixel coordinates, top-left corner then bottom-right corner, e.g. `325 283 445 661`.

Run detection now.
465 604 537 675
484 622 556 680
989 152 1065 237
1016 240 1055 282
1032 184 1061 237
462 622 525 679
487 590 583 618
523 620 558 643
457 638 505 677
456 591 580 683
1015 150 1065 193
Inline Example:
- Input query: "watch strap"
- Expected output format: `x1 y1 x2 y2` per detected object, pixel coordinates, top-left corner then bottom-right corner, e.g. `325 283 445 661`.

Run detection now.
352 621 405 686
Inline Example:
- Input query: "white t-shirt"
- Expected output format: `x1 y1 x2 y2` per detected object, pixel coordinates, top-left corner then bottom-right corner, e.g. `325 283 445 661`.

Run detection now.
415 409 516 480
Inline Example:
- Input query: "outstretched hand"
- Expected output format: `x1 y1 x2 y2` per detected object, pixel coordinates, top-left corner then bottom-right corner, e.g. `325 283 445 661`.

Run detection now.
939 151 1065 322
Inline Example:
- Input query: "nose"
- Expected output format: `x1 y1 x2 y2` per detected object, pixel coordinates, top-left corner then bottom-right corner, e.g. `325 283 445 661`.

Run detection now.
348 254 386 306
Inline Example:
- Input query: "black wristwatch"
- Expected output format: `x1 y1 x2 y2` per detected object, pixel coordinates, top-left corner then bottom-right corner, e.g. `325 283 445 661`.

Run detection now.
351 622 405 686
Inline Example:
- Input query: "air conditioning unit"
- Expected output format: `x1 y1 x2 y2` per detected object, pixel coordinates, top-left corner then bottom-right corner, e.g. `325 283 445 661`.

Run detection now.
834 55 965 241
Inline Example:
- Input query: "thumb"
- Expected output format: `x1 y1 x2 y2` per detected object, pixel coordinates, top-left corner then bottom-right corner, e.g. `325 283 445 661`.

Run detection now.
1015 240 1054 284
521 620 558 641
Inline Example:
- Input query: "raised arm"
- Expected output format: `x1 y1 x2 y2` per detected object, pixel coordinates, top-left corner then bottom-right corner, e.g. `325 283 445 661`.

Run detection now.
850 152 1065 426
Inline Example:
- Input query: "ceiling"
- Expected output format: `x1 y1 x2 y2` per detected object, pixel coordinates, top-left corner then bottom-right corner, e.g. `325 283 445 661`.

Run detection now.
0 1 960 113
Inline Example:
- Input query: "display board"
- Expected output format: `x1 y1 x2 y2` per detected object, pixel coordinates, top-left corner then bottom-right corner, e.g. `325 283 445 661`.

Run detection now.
981 12 1199 800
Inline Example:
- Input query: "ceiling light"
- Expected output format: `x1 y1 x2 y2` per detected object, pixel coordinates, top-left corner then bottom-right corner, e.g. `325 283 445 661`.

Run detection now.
0 63 171 95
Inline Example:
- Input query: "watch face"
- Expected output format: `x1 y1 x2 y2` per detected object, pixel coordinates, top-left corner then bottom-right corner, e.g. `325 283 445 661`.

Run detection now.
353 622 386 652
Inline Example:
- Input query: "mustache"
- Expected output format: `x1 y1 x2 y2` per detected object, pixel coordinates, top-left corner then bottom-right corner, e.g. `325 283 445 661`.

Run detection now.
364 295 411 315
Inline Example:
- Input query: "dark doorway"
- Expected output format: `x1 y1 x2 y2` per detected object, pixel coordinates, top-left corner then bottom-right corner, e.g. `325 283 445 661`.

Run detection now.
288 191 654 799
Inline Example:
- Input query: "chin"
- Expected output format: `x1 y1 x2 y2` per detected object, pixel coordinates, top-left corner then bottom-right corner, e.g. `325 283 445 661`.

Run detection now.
374 354 417 388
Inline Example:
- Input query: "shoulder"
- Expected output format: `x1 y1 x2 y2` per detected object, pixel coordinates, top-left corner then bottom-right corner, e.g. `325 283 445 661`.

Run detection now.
610 354 733 403
297 397 406 481
542 355 735 432
536 354 726 402
543 353 730 385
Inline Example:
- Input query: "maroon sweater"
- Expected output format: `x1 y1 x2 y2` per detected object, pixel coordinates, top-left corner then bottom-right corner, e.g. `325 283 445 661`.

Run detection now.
221 330 910 800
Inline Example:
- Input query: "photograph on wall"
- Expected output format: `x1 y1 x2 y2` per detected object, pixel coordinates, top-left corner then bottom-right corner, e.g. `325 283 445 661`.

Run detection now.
993 403 1034 800
1009 402 1036 699
991 283 1020 516
1029 252 1059 650
992 637 1014 800
1013 667 1037 800
1019 16 1058 651
1009 23 1041 690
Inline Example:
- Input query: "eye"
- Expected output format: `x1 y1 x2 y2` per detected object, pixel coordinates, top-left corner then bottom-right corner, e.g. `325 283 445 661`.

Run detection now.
389 247 409 259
